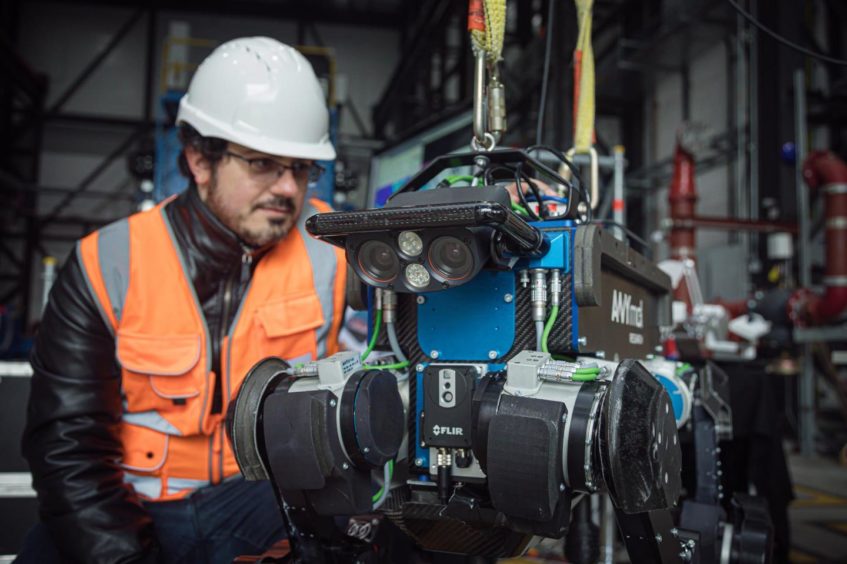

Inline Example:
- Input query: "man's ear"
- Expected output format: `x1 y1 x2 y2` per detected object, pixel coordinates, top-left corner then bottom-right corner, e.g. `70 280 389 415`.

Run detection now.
184 145 213 189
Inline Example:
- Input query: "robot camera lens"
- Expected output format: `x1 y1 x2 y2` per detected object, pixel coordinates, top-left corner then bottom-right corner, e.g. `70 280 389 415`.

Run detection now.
358 241 400 283
429 236 474 280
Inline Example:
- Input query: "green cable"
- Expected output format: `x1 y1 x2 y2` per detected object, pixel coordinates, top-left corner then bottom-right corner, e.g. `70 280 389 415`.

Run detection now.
511 201 530 217
360 308 383 363
541 305 559 353
444 174 476 185
371 459 395 502
676 362 692 375
572 372 599 382
363 361 410 371
552 354 576 361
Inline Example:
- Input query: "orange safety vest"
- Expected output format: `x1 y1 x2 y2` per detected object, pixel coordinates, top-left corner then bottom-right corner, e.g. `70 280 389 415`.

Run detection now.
76 198 345 501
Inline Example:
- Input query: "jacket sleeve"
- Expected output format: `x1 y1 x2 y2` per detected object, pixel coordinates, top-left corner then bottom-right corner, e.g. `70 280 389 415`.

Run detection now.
22 248 160 564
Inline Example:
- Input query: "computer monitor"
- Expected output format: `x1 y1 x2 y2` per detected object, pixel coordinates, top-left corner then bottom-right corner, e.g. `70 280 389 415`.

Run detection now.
368 110 473 208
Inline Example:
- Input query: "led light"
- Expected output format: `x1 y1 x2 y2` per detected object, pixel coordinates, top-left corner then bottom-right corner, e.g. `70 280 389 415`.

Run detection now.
398 231 423 257
405 263 431 289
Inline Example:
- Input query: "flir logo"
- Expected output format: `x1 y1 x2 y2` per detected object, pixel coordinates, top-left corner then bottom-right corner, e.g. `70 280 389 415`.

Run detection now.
432 425 464 437
611 290 644 329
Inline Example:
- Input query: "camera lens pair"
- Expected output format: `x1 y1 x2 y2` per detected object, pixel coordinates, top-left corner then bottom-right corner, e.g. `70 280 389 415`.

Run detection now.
357 233 474 288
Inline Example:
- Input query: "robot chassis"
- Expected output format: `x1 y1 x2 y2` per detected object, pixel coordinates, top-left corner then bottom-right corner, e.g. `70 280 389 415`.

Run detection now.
228 149 772 563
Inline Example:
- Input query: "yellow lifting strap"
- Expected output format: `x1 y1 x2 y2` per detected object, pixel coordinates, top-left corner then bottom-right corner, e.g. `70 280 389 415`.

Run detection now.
572 0 595 152
468 0 506 64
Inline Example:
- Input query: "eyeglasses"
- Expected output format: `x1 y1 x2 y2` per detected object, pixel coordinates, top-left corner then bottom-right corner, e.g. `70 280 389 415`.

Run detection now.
225 151 325 183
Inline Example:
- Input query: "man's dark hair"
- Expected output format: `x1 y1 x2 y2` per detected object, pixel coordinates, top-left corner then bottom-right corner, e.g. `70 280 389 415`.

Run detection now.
177 123 228 180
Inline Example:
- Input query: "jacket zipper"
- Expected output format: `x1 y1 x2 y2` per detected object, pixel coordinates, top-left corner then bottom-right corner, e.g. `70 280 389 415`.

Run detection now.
213 252 254 481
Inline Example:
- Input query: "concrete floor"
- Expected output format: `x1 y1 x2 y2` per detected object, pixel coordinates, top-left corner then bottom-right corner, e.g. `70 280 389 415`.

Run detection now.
498 452 847 563
787 453 847 563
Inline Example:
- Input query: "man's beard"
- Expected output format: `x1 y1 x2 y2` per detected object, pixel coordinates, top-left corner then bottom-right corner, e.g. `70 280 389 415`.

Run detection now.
206 174 296 248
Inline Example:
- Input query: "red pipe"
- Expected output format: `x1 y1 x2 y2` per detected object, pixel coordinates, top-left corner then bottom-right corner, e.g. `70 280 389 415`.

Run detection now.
797 151 847 324
666 216 798 234
668 141 698 308
668 143 698 262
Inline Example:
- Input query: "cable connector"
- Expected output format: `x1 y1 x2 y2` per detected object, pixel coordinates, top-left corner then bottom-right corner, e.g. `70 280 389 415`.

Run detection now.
382 289 397 324
549 269 562 308
531 269 548 322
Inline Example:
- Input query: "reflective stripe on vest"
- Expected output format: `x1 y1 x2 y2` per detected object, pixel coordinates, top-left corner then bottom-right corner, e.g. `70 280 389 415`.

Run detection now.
77 198 345 500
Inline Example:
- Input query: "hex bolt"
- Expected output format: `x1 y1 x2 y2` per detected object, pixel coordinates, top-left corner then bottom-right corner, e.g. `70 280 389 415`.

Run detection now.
430 350 439 359
416 296 426 305
416 364 424 372
504 293 513 303
488 350 498 360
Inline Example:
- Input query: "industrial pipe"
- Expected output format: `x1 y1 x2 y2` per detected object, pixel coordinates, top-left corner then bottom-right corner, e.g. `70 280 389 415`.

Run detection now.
795 150 847 324
668 141 697 263
662 216 797 234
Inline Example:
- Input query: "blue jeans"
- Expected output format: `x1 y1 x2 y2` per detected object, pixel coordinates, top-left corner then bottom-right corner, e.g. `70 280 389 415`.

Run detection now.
16 477 286 563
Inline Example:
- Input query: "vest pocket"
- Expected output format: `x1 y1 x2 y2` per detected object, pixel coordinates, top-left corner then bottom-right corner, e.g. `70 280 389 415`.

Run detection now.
119 423 168 473
117 331 203 412
255 294 324 360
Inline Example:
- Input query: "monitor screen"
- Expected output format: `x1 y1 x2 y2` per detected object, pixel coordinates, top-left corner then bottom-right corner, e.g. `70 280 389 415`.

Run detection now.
368 110 473 208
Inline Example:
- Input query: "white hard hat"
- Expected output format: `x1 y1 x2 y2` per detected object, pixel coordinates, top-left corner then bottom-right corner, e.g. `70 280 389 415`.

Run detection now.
177 37 336 161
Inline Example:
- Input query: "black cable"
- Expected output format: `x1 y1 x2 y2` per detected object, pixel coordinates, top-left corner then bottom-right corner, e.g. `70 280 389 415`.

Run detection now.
726 0 847 66
526 145 591 219
535 0 556 146
517 164 549 219
512 165 542 221
591 220 652 258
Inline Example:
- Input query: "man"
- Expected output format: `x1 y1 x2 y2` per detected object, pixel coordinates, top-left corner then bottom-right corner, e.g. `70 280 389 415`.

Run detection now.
19 37 346 563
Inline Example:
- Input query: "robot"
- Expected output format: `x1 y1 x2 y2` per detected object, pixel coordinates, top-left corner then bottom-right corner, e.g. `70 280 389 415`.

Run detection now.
227 148 772 563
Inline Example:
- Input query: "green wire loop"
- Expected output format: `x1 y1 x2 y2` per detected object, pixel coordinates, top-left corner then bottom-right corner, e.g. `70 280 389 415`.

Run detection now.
371 459 395 502
363 361 410 371
444 174 476 185
572 372 599 382
541 305 559 353
511 201 530 216
360 308 383 363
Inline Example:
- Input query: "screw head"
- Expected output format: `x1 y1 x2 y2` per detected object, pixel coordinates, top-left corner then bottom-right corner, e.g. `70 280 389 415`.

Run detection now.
578 336 588 347
415 363 424 372
329 398 337 407
416 295 426 304
414 458 424 467
488 350 498 360
430 350 439 359
504 293 513 303
342 462 350 470
559 483 565 492
363 447 370 453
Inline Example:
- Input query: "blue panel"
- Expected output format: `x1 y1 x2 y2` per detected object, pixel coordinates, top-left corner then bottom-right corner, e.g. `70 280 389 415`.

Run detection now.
655 374 685 425
527 229 570 271
417 270 516 361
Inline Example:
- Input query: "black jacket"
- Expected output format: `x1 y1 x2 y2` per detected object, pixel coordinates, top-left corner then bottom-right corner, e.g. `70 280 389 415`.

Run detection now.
22 187 267 563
